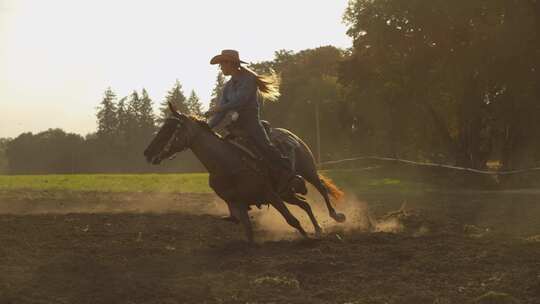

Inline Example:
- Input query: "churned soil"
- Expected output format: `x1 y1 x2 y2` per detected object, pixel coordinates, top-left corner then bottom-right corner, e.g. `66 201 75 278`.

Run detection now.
0 190 539 304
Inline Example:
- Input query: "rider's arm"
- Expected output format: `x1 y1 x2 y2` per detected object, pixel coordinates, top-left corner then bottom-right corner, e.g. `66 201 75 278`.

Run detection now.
208 86 228 128
218 74 257 112
208 112 225 129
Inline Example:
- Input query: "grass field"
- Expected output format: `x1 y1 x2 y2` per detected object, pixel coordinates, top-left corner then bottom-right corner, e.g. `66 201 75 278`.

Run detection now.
0 173 212 193
0 170 433 195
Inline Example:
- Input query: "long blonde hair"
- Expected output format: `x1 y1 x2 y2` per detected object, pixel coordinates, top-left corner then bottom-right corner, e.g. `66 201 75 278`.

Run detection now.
240 66 281 102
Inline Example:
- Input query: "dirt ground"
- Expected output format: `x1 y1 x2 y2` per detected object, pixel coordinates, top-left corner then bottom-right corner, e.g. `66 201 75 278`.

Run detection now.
0 189 540 304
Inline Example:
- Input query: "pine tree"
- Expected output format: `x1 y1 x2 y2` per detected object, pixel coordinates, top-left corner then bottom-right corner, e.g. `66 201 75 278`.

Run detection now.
126 90 141 131
209 72 226 110
139 88 156 132
124 90 150 145
186 90 203 116
96 87 118 139
126 89 156 138
116 96 129 145
127 90 140 113
158 80 188 124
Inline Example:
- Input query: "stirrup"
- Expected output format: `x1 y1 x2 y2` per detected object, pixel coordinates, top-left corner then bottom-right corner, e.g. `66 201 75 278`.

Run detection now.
291 175 307 195
276 175 306 196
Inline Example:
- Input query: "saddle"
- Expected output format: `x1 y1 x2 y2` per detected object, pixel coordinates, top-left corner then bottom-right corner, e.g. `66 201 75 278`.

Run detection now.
211 110 306 196
213 111 299 168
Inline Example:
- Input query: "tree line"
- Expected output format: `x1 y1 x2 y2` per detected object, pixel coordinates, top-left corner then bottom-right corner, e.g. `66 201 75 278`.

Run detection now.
3 81 212 174
1 0 538 174
338 0 540 170
259 0 539 170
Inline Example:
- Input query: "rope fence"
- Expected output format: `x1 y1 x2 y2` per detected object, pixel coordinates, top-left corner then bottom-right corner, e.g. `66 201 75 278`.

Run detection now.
318 156 540 175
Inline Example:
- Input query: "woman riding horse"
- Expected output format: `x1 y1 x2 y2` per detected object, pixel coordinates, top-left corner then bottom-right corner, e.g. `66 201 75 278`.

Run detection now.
206 49 303 195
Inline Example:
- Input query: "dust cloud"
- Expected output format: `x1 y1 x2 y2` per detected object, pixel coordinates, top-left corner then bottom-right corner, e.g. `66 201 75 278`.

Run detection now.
4 186 540 239
249 188 399 240
0 187 403 240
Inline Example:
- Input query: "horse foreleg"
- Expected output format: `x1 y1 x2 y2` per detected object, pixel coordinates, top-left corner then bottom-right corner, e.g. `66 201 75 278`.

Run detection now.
285 194 322 237
230 204 254 244
270 194 308 238
221 201 240 224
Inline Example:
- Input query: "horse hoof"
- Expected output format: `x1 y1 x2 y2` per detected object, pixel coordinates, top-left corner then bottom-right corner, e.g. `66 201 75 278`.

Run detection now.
221 216 240 224
332 213 346 223
298 230 310 239
314 228 323 238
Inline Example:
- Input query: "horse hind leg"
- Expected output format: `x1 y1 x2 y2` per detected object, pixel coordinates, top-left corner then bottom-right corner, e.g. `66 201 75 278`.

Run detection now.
269 194 308 238
312 177 346 223
285 194 322 237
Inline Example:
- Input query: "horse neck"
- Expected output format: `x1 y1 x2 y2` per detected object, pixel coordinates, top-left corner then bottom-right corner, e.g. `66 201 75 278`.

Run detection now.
188 125 240 175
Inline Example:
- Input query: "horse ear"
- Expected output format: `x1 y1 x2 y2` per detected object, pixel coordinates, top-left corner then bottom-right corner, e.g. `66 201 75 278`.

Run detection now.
168 102 183 119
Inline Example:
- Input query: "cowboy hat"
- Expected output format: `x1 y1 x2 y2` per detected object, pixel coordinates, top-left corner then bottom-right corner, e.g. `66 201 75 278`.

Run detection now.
210 49 247 65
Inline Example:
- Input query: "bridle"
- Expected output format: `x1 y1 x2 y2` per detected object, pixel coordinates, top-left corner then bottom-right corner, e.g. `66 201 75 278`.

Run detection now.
159 117 187 159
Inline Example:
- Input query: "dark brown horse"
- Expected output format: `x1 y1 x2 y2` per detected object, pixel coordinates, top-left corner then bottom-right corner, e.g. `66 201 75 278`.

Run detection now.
143 107 345 243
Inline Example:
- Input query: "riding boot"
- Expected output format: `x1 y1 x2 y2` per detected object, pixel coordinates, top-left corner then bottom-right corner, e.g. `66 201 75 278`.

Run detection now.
239 114 305 195
261 141 308 195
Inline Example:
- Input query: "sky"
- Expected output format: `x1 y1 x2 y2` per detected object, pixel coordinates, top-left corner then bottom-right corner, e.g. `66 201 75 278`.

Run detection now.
0 0 352 138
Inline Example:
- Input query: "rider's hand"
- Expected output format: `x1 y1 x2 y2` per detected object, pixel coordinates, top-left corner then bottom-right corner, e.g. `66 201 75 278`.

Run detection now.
205 109 216 117
206 106 222 117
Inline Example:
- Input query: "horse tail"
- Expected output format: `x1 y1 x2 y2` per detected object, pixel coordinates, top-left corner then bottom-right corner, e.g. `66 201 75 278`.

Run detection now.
318 173 344 202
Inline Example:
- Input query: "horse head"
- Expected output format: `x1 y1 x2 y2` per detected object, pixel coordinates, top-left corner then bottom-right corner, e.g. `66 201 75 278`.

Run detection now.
143 102 201 165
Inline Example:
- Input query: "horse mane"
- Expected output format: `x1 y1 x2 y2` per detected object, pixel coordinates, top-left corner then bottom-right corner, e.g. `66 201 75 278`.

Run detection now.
188 114 211 129
186 114 224 138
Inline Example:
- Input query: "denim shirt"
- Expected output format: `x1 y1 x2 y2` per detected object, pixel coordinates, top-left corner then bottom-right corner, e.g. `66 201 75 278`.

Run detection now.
209 71 260 128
